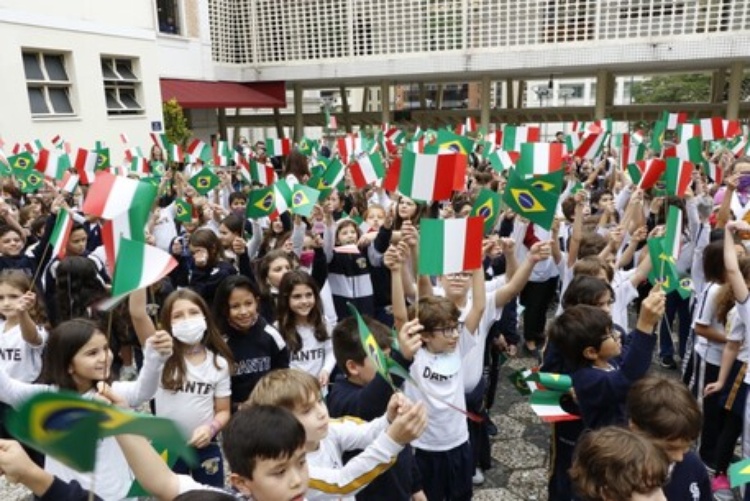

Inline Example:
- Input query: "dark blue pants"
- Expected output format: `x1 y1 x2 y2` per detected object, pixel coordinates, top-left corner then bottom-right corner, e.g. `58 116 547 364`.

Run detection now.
172 442 224 487
414 441 473 501
658 290 691 359
547 419 585 501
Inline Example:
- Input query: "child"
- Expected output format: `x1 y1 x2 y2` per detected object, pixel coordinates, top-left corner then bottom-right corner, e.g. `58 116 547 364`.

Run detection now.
276 270 335 387
255 249 294 323
131 287 234 487
327 315 425 501
569 426 670 501
627 375 710 501
0 319 172 500
247 368 428 500
548 285 665 429
212 275 289 408
171 228 236 307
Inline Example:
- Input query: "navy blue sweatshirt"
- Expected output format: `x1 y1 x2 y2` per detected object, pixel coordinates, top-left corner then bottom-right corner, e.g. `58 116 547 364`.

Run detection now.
663 451 711 501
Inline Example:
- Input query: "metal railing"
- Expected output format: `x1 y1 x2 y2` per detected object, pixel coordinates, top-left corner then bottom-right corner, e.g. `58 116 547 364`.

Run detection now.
208 0 750 65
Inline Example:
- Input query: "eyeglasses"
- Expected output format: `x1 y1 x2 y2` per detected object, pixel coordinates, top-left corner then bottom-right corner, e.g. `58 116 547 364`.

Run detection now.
432 322 465 339
601 328 618 343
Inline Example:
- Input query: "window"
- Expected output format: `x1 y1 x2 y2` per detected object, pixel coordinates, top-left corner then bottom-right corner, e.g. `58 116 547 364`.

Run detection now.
23 51 74 117
101 57 144 116
559 84 585 99
156 0 180 35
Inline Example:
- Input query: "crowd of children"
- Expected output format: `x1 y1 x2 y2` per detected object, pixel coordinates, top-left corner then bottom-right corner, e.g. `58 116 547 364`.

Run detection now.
0 134 747 501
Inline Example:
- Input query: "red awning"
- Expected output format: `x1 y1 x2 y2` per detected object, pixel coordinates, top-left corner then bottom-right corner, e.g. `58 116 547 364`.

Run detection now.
160 79 286 109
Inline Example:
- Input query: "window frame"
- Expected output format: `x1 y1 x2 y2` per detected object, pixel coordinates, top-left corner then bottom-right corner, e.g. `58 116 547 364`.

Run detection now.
22 50 75 118
101 56 145 117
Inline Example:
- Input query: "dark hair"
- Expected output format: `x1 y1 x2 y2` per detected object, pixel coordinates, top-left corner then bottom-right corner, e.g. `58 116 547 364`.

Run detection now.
562 275 615 310
276 271 327 353
220 213 244 239
409 296 460 334
547 305 614 368
577 232 608 259
0 225 23 242
37 318 111 391
228 192 247 206
393 195 426 230
212 275 261 334
256 250 293 298
569 426 669 501
334 219 361 245
160 289 235 390
223 405 306 479
702 240 726 284
572 255 614 283
332 314 391 376
189 228 224 268
174 492 237 501
627 375 702 442
282 150 311 181
54 257 109 324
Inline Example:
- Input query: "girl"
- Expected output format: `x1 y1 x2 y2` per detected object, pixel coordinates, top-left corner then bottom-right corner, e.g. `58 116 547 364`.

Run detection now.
255 249 294 323
217 213 258 278
172 228 236 307
276 270 334 387
393 195 425 231
130 287 234 487
212 275 289 409
0 318 172 500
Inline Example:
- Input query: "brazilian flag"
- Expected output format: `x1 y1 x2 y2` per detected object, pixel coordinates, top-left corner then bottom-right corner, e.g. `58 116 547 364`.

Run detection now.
297 137 315 156
349 303 393 387
290 184 319 217
174 198 193 223
470 188 501 235
95 148 110 171
246 186 275 219
188 166 220 195
502 168 559 230
424 130 474 156
18 170 44 193
7 152 35 176
527 169 564 193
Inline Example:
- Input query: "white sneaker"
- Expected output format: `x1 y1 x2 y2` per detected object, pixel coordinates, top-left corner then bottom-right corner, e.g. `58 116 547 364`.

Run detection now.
472 468 485 486
120 365 138 381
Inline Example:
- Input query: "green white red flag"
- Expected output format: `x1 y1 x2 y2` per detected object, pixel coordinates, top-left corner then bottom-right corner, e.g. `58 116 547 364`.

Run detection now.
350 152 384 188
665 158 693 197
501 125 540 152
398 150 464 202
82 171 158 220
36 149 69 180
574 132 609 160
663 111 688 130
111 237 177 298
49 209 74 260
73 148 98 185
488 149 520 173
516 143 564 176
249 159 276 186
266 138 291 157
418 217 484 275
637 158 666 190
529 391 580 423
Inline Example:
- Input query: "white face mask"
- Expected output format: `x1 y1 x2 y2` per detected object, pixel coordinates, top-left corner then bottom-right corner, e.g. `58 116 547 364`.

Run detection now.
172 316 207 345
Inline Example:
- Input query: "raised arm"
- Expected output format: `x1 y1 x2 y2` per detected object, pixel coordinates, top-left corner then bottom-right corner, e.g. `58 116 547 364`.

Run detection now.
128 288 156 345
463 267 487 335
725 221 749 302
495 240 551 309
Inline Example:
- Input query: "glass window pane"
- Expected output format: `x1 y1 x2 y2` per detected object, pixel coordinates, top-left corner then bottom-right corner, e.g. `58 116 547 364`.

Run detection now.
27 87 49 114
105 90 122 109
44 55 68 81
48 87 73 114
23 53 44 80
119 89 141 109
115 61 137 80
101 60 117 80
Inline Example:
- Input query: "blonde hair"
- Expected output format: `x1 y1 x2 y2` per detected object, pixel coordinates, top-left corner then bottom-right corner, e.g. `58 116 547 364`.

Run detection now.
246 369 320 411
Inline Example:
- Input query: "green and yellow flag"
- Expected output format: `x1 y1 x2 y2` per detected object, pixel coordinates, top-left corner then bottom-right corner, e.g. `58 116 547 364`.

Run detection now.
348 303 392 386
7 152 35 176
246 187 276 219
174 198 193 223
95 148 111 171
6 391 196 473
501 168 559 230
290 184 320 217
189 166 220 195
470 188 501 235
18 170 45 193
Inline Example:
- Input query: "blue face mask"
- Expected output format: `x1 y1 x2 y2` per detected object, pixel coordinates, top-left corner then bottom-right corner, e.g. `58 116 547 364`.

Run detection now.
739 175 750 193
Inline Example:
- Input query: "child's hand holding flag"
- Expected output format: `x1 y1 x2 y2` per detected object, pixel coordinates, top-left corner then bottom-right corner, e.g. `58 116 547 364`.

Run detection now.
397 317 424 361
636 285 667 334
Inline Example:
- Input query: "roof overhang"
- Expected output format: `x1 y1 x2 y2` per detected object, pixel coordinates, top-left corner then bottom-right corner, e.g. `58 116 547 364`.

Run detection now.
160 79 286 109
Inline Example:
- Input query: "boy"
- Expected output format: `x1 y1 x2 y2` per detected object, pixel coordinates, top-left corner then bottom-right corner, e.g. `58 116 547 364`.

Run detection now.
327 314 425 500
627 375 711 501
247 369 427 500
569 426 670 501
548 286 665 429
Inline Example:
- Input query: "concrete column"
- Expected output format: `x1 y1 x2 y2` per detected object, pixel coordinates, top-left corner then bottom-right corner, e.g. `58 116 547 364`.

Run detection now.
505 79 514 109
362 87 369 112
273 108 283 138
340 85 352 133
436 83 444 109
293 84 304 141
419 83 427 109
480 76 491 132
594 69 611 119
217 108 228 141
380 81 390 124
516 80 525 109
711 69 727 103
727 62 744 120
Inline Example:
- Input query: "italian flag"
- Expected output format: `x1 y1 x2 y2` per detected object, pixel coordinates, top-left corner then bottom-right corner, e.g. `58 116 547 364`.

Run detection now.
525 372 573 393
266 138 291 157
418 217 484 276
111 237 178 298
73 148 98 185
49 209 74 259
249 160 276 186
59 172 79 194
129 157 150 175
186 139 211 162
455 117 477 136
337 135 363 163
398 150 463 202
637 158 666 190
51 134 65 149
149 133 168 152
676 123 700 143
517 143 564 176
664 158 693 197
349 152 384 188
699 117 726 141
82 171 158 220
673 137 705 165
564 133 582 154
704 162 723 185
587 119 612 134
663 206 683 263
529 391 580 423
488 149 519 173
620 139 646 170
101 204 151 275
664 111 688 130
36 149 69 180
501 125 540 152
574 132 609 160
273 180 293 216
170 144 184 163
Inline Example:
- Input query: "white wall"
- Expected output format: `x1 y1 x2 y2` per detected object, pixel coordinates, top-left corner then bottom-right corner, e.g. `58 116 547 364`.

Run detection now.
0 1 163 163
